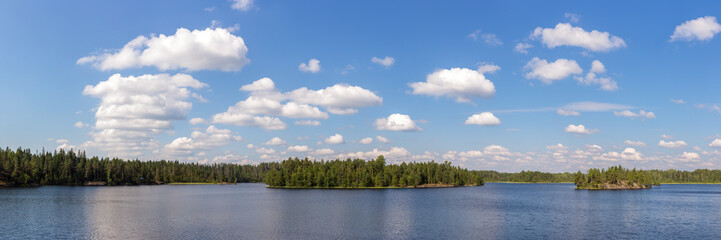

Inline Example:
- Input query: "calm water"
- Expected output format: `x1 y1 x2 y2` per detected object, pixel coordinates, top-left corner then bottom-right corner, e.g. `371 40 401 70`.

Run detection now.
1 183 720 239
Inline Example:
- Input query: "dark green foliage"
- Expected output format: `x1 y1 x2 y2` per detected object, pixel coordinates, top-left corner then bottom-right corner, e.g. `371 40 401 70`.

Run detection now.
574 165 656 189
0 147 272 186
644 169 721 183
263 156 484 188
481 167 721 185
479 170 575 183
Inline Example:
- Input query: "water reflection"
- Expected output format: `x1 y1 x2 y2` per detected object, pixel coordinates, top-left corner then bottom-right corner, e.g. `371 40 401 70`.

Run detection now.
2 183 721 239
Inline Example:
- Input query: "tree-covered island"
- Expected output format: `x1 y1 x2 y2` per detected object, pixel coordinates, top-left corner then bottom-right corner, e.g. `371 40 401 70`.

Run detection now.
263 156 484 188
573 165 658 190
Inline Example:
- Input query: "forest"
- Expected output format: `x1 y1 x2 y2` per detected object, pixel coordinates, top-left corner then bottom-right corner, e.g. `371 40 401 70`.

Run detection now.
4 147 721 187
263 156 484 188
573 165 657 189
479 170 575 183
482 168 721 184
0 147 272 186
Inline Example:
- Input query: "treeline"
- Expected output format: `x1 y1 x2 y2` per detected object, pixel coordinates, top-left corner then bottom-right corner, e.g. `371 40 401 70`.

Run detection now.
645 169 721 183
573 165 656 189
0 147 273 186
5 146 721 188
479 170 574 183
481 168 721 184
263 156 484 188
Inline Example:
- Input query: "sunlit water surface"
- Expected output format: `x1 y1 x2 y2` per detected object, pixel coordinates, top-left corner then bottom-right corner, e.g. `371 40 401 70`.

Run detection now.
2 183 720 239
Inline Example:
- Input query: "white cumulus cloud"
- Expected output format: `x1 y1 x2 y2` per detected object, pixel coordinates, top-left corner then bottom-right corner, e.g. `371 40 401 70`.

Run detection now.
360 137 373 144
215 78 379 130
264 137 286 145
82 73 207 158
530 23 626 52
324 134 344 144
670 16 721 42
287 145 311 152
679 152 700 162
255 147 276 155
298 58 321 73
375 113 422 131
162 125 242 158
465 112 501 126
409 67 495 103
621 148 644 161
524 57 582 84
565 124 598 134
709 139 721 148
574 60 618 91
239 77 276 92
659 140 687 149
376 135 390 143
286 83 383 115
78 27 249 71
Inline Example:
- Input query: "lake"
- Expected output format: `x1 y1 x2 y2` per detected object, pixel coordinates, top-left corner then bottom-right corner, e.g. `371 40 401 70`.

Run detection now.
1 183 720 239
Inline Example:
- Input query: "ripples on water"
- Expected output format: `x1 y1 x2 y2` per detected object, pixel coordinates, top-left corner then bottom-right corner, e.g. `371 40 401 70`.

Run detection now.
1 183 720 239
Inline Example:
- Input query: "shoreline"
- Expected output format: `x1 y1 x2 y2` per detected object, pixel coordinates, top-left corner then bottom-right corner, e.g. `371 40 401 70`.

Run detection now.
489 181 721 185
658 182 721 185
267 184 481 189
167 182 236 185
487 181 573 184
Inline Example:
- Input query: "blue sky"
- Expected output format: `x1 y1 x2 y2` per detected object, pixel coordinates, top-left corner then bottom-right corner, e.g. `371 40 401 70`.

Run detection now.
1 0 720 172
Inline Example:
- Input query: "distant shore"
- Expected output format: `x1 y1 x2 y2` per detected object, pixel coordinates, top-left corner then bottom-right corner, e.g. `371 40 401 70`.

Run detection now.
168 182 235 185
268 183 480 189
658 182 721 185
487 181 573 184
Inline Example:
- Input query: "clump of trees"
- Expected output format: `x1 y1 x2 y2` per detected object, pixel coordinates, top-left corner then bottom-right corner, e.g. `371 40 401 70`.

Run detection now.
263 156 484 188
573 165 657 189
0 147 272 186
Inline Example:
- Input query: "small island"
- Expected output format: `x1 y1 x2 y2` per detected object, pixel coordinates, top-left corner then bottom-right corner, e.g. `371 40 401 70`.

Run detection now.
263 156 484 188
573 165 658 190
